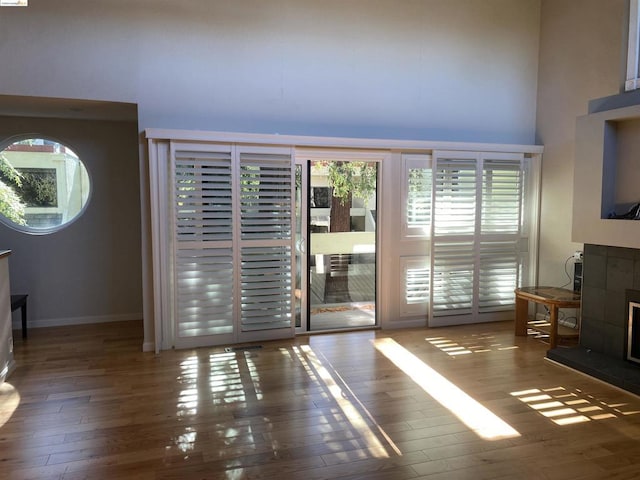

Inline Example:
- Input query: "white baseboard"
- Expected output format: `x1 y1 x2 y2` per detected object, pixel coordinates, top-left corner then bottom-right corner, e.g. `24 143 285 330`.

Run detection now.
12 313 143 330
142 341 155 352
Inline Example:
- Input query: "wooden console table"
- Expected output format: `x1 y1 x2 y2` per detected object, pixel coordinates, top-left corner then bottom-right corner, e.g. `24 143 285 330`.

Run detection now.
514 286 581 349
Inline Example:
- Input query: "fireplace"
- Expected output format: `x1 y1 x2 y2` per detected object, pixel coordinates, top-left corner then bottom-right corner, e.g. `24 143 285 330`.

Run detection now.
552 90 640 393
627 292 640 364
547 244 640 395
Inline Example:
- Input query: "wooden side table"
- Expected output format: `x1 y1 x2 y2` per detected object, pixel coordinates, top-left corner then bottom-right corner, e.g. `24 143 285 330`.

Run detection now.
514 286 581 349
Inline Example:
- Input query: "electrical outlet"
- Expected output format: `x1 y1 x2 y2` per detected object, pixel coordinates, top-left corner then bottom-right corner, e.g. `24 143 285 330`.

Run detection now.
574 250 583 261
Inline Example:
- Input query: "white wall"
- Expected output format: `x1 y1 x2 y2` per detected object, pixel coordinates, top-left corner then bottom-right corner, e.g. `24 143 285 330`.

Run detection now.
0 0 541 144
535 0 627 286
0 0 543 344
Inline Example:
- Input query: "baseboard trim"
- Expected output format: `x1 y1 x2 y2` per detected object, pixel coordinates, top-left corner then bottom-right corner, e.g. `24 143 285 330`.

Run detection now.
13 313 143 330
142 341 155 353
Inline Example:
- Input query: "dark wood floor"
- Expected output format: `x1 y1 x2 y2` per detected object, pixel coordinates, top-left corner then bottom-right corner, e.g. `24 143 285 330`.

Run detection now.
2 320 640 479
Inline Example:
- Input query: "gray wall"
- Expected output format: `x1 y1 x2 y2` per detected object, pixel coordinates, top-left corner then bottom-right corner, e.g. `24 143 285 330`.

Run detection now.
0 0 541 144
536 0 628 286
0 116 142 326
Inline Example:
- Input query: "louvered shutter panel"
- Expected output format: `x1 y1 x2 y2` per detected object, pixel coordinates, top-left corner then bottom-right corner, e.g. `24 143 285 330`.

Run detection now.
403 155 432 237
173 148 235 343
432 241 475 316
238 151 293 334
430 152 526 325
479 157 524 311
433 157 477 236
405 261 430 305
478 239 519 312
400 256 430 316
482 160 522 234
241 246 292 331
431 155 478 317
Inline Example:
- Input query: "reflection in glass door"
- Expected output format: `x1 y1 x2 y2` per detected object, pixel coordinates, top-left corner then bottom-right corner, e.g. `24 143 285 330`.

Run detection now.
306 160 377 331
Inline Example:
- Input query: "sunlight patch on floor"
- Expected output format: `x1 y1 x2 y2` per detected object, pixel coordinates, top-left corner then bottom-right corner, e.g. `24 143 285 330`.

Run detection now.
0 382 19 428
425 333 518 356
510 386 640 425
294 345 396 459
374 338 520 441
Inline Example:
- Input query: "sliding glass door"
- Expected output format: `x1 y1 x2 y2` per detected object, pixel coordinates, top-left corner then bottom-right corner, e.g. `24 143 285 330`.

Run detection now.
295 154 379 332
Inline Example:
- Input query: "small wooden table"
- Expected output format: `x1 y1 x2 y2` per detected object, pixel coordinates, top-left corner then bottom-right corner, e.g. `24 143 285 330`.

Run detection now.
514 286 581 349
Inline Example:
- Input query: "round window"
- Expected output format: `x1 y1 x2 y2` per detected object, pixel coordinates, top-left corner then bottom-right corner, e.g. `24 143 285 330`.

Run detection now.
0 136 91 234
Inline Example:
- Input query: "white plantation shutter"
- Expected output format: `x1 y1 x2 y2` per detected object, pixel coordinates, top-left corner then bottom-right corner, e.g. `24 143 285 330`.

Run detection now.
431 154 478 318
239 153 292 241
168 143 294 348
429 152 526 326
238 151 294 335
433 157 478 236
432 241 475 316
400 256 430 316
172 147 235 346
403 155 432 237
176 247 234 337
478 240 519 312
174 150 234 241
241 246 292 331
482 160 522 234
479 158 524 312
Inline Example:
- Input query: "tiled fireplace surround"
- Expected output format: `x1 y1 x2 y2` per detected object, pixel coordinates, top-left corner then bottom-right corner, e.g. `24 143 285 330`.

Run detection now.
548 244 640 395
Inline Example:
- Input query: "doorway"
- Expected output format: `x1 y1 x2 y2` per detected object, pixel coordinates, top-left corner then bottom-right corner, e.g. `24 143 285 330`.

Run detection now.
295 153 379 332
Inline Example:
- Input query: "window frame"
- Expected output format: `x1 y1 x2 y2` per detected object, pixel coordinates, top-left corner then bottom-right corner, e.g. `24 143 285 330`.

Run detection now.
0 134 92 235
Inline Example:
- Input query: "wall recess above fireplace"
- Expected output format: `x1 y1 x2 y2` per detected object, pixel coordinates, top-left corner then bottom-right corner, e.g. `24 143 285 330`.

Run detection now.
573 101 640 249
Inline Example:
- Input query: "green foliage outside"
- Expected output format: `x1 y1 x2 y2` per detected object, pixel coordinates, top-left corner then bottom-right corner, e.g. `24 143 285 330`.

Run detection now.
18 169 58 207
325 161 376 206
0 154 26 225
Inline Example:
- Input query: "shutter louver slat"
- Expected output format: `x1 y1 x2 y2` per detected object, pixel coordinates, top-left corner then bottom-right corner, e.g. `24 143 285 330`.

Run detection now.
240 246 292 332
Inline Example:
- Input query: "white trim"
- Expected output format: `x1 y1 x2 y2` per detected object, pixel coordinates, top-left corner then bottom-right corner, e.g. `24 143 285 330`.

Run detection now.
14 313 143 329
627 0 640 91
146 128 543 155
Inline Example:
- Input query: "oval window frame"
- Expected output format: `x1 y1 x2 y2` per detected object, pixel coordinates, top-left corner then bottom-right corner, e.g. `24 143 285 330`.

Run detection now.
0 134 92 235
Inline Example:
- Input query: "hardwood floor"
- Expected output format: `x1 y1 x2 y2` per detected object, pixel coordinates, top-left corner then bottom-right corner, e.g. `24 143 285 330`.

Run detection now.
2 320 640 479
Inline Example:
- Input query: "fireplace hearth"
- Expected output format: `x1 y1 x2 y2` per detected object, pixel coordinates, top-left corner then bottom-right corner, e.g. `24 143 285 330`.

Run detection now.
547 244 640 396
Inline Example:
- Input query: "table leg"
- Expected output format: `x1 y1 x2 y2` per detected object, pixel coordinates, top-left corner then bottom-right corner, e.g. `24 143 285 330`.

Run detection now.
549 305 558 349
21 302 27 339
515 295 528 336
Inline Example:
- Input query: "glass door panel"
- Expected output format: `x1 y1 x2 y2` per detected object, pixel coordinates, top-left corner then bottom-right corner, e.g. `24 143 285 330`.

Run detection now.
308 160 377 331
